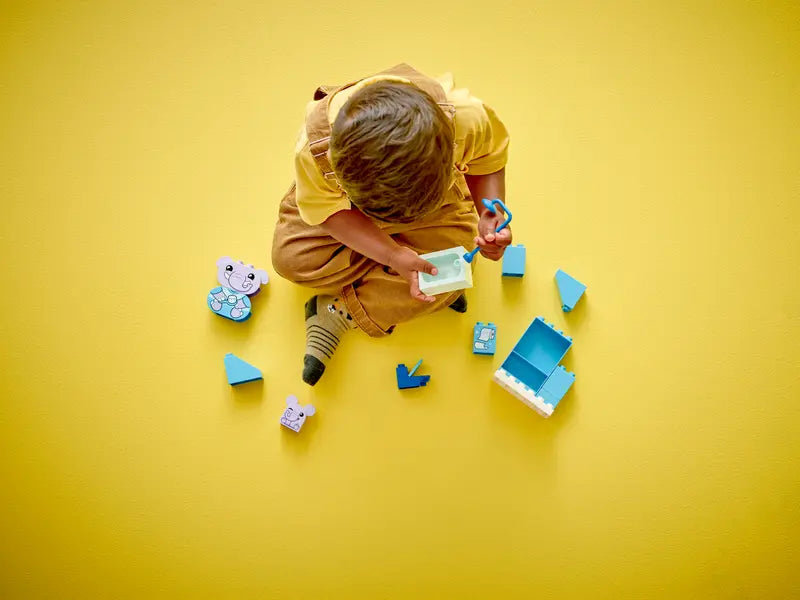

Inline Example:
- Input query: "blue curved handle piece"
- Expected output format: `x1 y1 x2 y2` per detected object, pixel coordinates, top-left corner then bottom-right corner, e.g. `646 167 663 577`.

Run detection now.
463 199 513 263
463 246 481 263
482 198 513 232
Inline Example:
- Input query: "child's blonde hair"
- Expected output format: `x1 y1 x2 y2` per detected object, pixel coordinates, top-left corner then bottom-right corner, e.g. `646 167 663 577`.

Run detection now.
330 81 454 223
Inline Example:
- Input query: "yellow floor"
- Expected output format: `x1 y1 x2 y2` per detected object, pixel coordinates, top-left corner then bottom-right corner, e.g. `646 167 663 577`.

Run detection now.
2 1 799 597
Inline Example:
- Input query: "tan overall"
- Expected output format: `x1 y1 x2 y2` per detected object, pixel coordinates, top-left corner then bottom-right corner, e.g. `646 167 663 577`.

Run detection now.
271 64 478 337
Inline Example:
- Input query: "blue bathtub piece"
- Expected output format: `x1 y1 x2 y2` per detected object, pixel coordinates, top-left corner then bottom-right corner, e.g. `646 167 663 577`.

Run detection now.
493 317 576 418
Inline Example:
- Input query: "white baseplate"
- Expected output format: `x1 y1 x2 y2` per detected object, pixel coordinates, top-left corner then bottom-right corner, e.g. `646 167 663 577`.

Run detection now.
493 368 555 418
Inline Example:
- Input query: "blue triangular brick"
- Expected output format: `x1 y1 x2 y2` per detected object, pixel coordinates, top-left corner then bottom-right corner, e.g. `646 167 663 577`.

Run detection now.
555 269 586 312
224 353 262 385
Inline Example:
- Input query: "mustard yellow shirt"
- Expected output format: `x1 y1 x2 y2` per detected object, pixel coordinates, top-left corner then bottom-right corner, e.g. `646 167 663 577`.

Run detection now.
293 73 510 226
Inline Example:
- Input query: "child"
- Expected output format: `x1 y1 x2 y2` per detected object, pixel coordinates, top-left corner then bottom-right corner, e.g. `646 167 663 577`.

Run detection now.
272 64 511 385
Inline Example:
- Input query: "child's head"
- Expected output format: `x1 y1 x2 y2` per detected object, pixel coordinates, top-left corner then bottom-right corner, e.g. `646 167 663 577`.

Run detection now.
330 81 455 223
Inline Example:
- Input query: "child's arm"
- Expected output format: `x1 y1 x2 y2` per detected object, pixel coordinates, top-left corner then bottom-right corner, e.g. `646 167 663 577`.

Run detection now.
320 208 439 302
465 167 512 261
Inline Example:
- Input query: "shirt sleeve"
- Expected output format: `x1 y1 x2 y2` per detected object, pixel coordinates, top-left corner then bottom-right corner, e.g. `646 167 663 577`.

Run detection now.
447 84 510 176
294 132 351 226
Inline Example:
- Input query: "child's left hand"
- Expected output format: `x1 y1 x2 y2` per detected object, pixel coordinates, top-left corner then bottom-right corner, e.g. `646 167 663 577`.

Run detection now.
475 209 512 261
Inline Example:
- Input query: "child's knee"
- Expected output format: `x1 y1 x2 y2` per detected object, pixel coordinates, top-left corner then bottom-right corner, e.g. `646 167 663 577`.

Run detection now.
271 242 303 282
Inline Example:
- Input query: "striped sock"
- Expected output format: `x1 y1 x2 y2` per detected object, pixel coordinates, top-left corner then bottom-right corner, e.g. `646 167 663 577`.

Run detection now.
303 295 355 386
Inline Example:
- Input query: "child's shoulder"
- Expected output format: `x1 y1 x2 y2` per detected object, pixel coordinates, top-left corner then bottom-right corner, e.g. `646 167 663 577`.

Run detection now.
435 72 490 122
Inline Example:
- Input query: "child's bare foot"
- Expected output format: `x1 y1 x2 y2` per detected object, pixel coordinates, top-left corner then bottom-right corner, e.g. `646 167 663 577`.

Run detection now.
303 295 355 386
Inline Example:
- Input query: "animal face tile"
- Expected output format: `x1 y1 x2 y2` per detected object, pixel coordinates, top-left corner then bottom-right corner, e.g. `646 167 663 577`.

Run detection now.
280 395 316 432
208 257 268 322
216 257 269 295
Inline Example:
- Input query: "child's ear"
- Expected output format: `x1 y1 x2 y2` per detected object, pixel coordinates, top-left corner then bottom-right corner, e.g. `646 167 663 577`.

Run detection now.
255 269 269 284
303 405 316 417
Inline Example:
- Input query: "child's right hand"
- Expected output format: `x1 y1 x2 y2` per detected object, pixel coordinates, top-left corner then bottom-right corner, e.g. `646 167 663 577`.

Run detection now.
388 246 439 303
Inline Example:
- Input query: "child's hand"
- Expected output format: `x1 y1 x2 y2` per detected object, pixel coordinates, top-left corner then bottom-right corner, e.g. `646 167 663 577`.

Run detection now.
388 246 439 303
475 209 513 261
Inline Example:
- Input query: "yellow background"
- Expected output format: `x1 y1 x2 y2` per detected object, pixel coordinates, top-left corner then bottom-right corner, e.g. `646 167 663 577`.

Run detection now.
1 1 799 597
